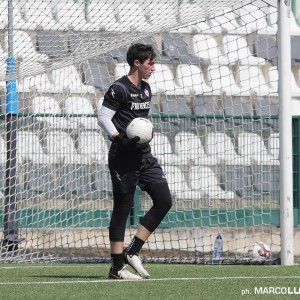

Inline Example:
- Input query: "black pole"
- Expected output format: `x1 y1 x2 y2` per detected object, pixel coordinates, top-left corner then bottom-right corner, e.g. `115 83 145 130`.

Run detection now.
3 114 19 251
2 0 19 252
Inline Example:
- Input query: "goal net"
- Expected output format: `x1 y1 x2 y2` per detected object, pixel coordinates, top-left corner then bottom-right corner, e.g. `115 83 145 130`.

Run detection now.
0 0 289 264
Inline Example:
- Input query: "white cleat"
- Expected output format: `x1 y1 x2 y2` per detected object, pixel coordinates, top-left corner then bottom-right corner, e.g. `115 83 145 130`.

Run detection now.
124 252 150 279
109 266 143 280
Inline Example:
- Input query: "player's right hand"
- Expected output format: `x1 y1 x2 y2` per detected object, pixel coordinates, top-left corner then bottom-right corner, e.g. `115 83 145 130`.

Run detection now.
114 134 140 149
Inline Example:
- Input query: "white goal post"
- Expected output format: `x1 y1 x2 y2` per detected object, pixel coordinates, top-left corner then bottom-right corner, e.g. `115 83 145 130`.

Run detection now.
277 0 293 266
0 0 297 265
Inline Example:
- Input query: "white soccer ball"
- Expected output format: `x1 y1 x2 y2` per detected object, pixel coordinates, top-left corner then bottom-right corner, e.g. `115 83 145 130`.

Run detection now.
126 117 154 144
249 241 271 259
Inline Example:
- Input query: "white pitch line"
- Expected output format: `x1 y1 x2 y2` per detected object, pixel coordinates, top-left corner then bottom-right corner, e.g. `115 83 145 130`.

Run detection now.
0 265 97 270
0 264 293 271
0 276 300 285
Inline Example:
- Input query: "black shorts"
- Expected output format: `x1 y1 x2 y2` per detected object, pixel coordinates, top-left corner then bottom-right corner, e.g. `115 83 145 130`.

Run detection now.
108 143 167 194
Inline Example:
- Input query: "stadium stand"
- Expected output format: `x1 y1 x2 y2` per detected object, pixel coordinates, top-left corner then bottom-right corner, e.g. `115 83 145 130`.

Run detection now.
0 1 26 30
58 164 92 198
207 65 244 96
116 3 151 32
206 132 251 165
222 35 266 65
291 70 300 97
268 132 279 160
163 165 204 200
64 96 98 130
24 163 61 199
161 32 202 64
18 61 63 94
45 130 86 164
253 35 278 66
291 36 300 63
114 62 130 80
31 96 76 130
238 65 277 96
174 131 219 166
24 0 63 31
159 98 193 131
82 59 112 93
105 46 128 63
289 9 300 36
85 2 117 32
268 6 300 36
219 164 254 198
150 132 182 165
134 35 170 63
0 45 7 72
55 1 87 31
253 98 279 116
17 130 53 164
0 162 5 193
191 96 226 131
253 98 279 129
77 131 109 164
267 66 279 94
19 72 61 94
188 16 222 34
148 63 190 96
222 97 255 131
67 31 92 54
149 102 160 114
52 65 95 94
160 98 190 115
0 135 6 164
90 164 113 198
16 77 31 94
0 4 290 197
192 34 230 65
29 2 52 30
176 64 214 95
208 8 243 34
191 96 220 115
4 30 49 62
189 165 236 199
36 31 69 59
237 132 277 165
148 3 177 30
238 4 271 34
267 66 300 98
251 164 280 198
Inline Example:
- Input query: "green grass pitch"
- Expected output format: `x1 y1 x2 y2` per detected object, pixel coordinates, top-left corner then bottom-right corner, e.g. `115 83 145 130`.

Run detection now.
0 263 299 299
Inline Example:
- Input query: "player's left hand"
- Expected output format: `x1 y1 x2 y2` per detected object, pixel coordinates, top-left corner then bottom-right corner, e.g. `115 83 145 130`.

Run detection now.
114 134 140 150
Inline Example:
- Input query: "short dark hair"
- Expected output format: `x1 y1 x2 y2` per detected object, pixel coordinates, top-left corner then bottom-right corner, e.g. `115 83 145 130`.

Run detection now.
126 43 156 67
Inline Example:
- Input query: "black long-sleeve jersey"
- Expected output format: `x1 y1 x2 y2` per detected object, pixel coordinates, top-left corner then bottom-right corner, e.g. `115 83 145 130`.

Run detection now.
102 75 152 136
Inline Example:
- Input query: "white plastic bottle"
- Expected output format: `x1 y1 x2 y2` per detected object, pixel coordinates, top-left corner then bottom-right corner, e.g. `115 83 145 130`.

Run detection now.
213 234 223 259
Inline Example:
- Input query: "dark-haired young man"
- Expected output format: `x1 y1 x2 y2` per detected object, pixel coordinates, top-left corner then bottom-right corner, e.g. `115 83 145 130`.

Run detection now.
98 43 172 280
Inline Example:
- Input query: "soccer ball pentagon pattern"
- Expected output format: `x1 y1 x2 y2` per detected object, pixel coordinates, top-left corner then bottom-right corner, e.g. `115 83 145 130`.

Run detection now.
126 117 154 144
250 241 271 259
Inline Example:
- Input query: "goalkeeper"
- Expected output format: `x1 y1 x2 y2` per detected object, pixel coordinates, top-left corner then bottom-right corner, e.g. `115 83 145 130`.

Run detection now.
98 43 172 280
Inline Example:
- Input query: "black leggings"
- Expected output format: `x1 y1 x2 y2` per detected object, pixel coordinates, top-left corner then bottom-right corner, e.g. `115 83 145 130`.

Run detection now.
109 182 172 242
